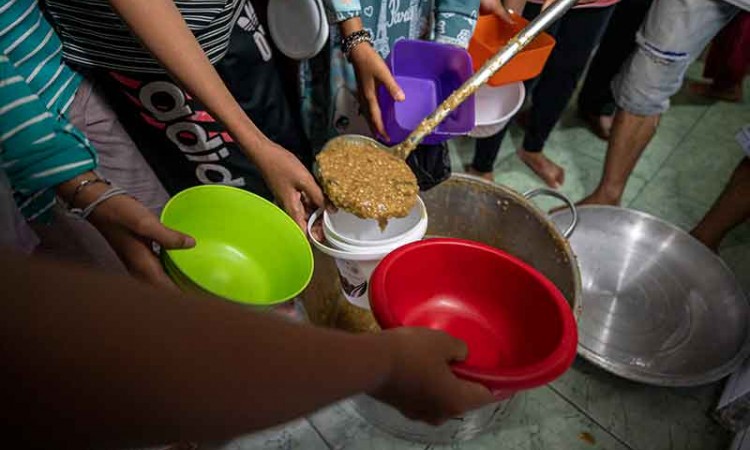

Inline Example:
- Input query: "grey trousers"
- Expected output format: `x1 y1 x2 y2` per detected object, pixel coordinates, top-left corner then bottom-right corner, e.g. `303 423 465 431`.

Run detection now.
29 75 169 272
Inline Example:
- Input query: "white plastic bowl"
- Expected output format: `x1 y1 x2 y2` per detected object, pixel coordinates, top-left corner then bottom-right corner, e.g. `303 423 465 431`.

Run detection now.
469 82 526 138
323 197 427 248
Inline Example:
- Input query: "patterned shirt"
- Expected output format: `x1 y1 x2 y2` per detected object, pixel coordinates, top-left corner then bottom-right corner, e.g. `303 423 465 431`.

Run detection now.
302 0 480 151
1 0 96 221
324 0 480 49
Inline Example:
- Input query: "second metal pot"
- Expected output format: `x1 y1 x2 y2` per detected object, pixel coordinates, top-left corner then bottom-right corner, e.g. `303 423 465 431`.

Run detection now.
301 174 581 443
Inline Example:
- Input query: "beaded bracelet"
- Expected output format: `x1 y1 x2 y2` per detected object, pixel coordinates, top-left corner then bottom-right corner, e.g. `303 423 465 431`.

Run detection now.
341 29 373 60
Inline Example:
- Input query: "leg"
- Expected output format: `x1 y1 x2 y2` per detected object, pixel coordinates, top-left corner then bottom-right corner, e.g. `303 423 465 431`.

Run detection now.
578 0 653 139
464 4 563 182
713 13 750 91
520 5 616 188
470 126 510 181
580 0 739 206
691 158 750 252
582 110 659 204
691 12 750 102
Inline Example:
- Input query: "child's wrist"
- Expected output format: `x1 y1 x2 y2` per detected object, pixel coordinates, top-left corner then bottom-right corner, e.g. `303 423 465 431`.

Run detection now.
339 16 364 38
342 29 373 59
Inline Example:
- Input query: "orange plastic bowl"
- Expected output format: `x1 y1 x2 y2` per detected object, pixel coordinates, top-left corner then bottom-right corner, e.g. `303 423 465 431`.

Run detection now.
468 14 556 86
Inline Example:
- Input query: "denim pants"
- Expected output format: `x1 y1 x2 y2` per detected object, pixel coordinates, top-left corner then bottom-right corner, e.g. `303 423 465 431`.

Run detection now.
614 0 747 116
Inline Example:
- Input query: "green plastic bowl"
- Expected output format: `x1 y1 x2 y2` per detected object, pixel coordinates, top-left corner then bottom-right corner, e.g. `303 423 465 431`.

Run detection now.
161 185 314 306
162 254 203 293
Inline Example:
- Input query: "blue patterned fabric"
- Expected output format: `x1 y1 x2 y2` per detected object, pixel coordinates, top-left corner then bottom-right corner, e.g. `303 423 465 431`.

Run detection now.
301 0 479 151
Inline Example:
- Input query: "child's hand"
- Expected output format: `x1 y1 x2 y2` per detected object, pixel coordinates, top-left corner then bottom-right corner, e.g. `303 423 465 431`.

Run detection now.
253 141 325 231
348 43 405 141
87 194 195 290
480 0 517 22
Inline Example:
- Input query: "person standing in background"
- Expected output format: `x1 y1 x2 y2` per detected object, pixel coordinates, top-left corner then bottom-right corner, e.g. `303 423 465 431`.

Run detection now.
690 12 749 103
468 0 619 187
578 0 749 208
577 0 653 140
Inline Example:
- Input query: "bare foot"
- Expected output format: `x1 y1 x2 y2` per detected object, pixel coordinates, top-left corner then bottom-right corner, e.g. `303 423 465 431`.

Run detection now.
516 149 565 189
689 81 743 103
550 188 621 214
464 165 495 182
577 189 621 207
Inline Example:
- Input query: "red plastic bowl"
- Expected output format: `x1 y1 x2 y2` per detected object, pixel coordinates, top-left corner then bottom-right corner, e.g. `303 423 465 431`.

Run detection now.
369 238 577 398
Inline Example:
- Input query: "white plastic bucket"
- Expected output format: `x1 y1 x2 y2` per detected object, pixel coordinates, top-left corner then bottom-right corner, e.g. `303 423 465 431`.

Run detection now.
307 206 427 310
468 82 526 138
323 197 428 248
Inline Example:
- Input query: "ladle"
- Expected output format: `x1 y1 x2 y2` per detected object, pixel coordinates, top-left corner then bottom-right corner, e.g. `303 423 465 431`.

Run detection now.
316 0 578 219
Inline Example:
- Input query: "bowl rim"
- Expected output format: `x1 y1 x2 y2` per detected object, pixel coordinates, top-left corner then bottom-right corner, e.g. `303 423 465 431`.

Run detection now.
323 196 428 247
369 237 578 391
473 82 526 127
161 185 314 305
470 13 556 56
385 39 476 136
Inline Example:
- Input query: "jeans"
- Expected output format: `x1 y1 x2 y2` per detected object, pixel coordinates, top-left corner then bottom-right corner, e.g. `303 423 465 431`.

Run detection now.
578 0 653 117
472 3 615 171
613 0 746 116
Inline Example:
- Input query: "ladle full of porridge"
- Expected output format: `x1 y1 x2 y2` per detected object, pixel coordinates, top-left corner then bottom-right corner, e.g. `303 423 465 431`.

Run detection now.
316 0 578 224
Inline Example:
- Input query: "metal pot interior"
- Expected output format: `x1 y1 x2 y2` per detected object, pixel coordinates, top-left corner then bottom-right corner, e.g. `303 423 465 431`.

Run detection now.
301 174 582 330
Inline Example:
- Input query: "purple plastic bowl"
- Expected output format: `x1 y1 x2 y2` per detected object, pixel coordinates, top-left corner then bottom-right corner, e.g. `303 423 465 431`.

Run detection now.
377 40 475 146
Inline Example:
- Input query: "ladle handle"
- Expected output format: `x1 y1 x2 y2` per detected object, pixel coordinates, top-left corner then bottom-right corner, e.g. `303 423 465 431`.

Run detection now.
394 0 579 159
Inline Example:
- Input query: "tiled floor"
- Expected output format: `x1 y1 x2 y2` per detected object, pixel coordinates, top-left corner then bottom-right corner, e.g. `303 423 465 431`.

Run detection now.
211 68 748 450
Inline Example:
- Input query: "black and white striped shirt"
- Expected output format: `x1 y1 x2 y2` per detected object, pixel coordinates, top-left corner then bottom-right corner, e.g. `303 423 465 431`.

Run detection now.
42 0 243 74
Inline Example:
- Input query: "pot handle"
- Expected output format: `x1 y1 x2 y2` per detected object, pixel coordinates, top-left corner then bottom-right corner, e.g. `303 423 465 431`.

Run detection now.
522 188 578 239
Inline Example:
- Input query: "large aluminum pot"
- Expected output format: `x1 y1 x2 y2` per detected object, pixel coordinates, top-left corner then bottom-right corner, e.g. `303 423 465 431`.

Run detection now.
301 174 581 443
552 206 750 387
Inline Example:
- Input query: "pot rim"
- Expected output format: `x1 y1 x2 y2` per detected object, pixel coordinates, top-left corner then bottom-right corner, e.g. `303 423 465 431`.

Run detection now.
447 173 583 322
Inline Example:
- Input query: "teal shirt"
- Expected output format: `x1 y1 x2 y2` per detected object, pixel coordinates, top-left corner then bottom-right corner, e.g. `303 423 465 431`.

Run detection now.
302 0 480 151
0 0 96 221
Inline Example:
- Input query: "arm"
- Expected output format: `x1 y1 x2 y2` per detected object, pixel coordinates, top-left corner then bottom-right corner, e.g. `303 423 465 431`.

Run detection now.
107 0 323 229
0 55 96 217
1 253 494 448
0 56 192 288
56 171 195 289
324 0 405 141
